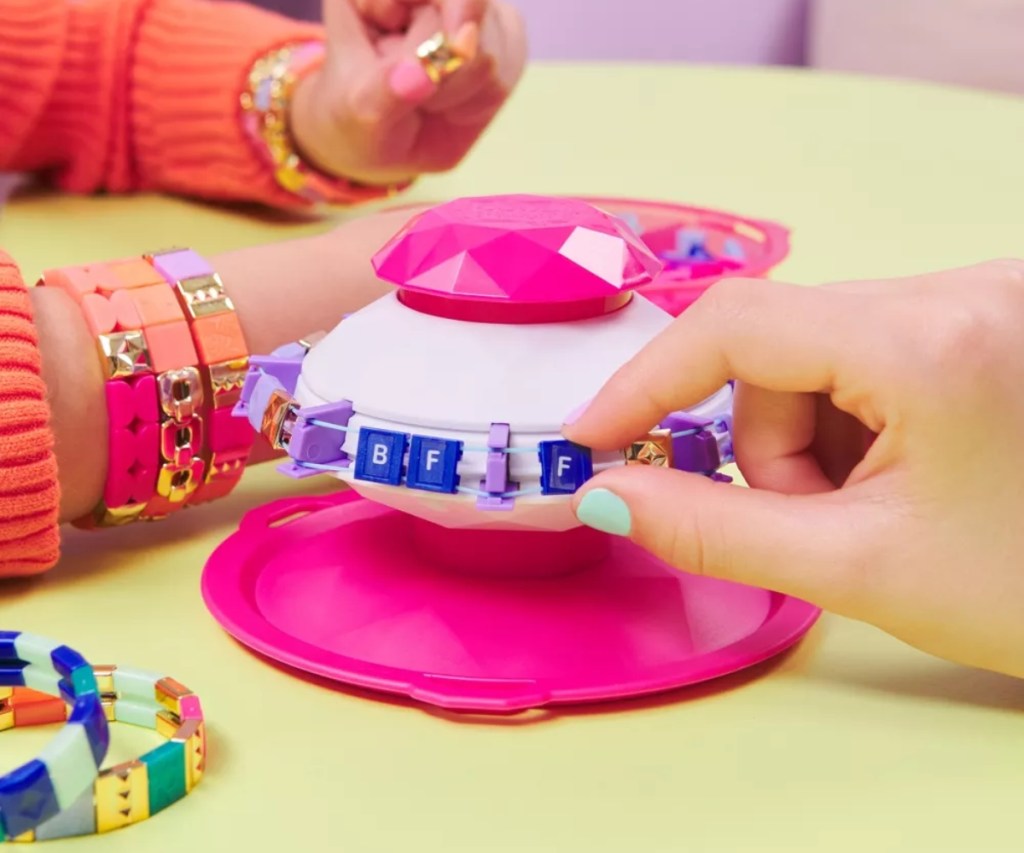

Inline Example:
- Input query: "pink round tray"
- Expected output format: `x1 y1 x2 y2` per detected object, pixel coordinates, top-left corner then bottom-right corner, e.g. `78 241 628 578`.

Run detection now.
202 491 819 713
580 197 790 315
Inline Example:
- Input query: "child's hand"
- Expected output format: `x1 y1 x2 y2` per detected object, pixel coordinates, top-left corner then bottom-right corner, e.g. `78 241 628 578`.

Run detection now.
290 0 526 187
565 260 1024 678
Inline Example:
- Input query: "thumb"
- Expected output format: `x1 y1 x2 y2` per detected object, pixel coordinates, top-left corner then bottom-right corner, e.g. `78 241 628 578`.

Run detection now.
571 466 870 610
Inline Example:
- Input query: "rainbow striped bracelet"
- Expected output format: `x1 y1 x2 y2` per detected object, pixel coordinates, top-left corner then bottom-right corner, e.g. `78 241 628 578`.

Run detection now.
0 632 108 841
8 664 205 841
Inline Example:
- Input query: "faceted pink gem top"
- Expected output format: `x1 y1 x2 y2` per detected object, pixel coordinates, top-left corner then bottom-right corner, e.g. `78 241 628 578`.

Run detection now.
372 195 664 305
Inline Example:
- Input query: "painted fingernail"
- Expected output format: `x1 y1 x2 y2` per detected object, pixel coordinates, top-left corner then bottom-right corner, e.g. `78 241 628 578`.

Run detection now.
563 399 592 427
575 488 632 537
452 22 480 60
388 59 437 102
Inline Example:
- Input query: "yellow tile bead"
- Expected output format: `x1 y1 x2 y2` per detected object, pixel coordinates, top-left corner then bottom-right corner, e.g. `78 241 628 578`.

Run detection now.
96 760 150 833
171 719 206 791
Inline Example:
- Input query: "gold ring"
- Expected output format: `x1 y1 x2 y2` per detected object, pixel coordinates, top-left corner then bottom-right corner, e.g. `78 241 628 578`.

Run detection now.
415 32 465 84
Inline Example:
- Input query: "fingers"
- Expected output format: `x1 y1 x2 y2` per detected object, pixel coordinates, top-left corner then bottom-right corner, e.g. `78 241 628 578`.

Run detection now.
439 0 489 32
564 279 859 451
571 465 873 610
322 0 375 62
353 0 426 31
732 384 836 494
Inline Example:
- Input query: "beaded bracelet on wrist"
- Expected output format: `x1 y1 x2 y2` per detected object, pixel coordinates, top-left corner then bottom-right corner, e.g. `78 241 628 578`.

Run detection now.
41 249 254 528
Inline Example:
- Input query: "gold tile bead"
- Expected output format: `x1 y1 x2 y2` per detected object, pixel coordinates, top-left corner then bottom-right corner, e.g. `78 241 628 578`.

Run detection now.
175 273 234 319
260 390 295 450
142 248 185 262
155 709 180 740
160 420 198 467
96 760 150 833
205 451 245 484
157 463 201 503
155 677 193 715
416 31 465 84
208 357 249 409
91 504 146 527
625 428 674 468
98 331 151 380
93 665 117 697
12 830 34 842
158 367 204 420
171 719 206 791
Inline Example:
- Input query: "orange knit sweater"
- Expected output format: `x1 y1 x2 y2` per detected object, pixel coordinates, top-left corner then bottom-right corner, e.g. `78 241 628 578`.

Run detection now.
0 0 331 574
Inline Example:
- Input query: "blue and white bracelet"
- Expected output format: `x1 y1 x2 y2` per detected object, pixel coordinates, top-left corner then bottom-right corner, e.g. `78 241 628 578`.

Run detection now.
235 341 735 509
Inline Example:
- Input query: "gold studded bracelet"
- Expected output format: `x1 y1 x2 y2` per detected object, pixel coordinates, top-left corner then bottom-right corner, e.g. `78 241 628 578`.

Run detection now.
240 42 406 205
40 249 253 528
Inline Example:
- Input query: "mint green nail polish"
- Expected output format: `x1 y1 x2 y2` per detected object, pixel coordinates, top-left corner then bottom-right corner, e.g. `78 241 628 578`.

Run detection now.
575 488 632 537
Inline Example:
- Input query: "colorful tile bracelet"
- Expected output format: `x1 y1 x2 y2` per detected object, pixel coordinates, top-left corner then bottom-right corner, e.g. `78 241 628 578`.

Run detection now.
8 665 204 841
41 250 254 528
0 632 108 841
147 250 254 508
234 340 735 507
240 43 405 205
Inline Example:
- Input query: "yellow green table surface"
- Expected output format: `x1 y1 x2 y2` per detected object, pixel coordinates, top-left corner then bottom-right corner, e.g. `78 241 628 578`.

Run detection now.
1 65 1023 852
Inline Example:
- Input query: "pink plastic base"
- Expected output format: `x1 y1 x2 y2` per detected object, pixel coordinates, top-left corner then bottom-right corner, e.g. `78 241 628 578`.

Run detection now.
202 491 820 712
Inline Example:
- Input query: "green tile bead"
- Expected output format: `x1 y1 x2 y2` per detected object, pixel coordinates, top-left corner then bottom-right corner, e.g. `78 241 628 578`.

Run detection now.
69 665 97 698
141 741 186 815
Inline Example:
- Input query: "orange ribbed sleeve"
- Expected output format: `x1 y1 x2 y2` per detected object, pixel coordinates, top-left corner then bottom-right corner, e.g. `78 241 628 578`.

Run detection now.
0 0 329 207
0 252 60 576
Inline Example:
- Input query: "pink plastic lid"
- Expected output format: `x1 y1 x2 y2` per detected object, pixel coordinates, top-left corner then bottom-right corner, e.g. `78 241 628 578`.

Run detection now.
202 491 820 712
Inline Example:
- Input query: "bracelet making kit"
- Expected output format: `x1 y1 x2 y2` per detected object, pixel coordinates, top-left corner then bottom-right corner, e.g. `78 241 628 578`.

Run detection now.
201 194 819 714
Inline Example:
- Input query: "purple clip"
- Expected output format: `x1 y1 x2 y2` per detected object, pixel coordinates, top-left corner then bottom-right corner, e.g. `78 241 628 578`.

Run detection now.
233 367 262 419
287 400 354 466
478 422 514 510
660 411 721 473
249 353 304 397
242 374 285 432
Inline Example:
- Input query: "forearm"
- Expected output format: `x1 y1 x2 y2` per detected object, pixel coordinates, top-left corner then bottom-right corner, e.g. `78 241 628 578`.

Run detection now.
34 207 422 522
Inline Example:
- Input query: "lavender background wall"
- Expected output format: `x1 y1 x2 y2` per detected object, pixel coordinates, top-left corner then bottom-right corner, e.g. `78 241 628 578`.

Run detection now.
257 0 810 63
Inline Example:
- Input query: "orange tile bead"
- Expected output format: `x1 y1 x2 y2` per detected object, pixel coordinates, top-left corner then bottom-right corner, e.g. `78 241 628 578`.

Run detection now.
191 312 248 364
116 284 182 327
81 293 117 335
144 321 198 373
102 259 167 292
42 263 116 302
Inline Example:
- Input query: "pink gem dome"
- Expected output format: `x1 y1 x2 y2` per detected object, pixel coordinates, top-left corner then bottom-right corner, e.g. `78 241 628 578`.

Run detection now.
371 195 663 304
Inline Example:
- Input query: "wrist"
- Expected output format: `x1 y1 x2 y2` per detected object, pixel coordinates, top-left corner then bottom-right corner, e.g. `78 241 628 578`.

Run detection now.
242 43 410 204
290 70 418 188
30 287 106 523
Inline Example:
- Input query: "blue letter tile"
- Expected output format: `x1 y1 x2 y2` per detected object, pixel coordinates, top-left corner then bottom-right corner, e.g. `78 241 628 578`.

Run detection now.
538 441 593 495
353 428 408 486
407 436 462 494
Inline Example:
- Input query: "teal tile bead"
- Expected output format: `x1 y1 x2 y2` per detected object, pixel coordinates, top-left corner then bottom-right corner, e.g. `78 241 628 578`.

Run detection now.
142 741 186 815
69 665 97 698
